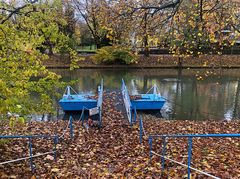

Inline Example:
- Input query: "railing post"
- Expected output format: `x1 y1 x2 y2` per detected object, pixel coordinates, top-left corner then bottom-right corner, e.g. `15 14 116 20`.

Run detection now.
69 116 73 139
161 137 167 171
82 108 85 126
97 80 103 128
148 136 153 161
139 116 143 144
54 135 58 161
134 107 137 123
99 107 102 127
187 137 193 179
28 138 34 172
130 107 133 127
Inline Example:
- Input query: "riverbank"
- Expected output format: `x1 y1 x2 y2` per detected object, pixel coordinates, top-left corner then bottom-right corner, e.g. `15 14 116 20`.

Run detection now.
0 91 240 178
45 54 240 69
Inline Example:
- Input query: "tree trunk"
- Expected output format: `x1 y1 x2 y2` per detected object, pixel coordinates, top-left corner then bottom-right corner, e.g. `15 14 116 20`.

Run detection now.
143 36 149 57
178 57 182 69
143 12 149 57
143 76 148 93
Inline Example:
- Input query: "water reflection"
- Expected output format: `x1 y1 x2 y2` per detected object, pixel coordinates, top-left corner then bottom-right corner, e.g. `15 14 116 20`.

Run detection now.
52 68 240 121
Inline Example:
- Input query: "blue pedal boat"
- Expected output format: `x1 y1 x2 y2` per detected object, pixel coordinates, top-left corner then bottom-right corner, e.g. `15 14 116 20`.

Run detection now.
131 85 166 110
122 79 166 111
59 81 103 112
131 93 166 110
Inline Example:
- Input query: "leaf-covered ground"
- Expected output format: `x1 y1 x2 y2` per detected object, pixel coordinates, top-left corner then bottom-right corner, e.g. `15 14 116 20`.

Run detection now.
0 91 240 178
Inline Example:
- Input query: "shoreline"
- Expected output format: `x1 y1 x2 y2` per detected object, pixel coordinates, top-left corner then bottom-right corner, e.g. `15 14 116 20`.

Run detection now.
46 65 240 69
45 54 240 69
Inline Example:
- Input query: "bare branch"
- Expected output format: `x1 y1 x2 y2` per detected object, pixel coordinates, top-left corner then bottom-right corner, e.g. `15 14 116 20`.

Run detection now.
0 0 38 24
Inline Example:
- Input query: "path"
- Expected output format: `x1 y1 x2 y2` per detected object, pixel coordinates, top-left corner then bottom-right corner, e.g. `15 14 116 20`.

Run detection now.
44 91 157 178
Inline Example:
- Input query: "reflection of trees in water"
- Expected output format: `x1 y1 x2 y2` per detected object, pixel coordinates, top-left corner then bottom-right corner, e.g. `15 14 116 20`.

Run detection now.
172 69 182 119
130 79 139 95
233 80 240 119
60 69 136 91
190 77 200 119
51 68 240 120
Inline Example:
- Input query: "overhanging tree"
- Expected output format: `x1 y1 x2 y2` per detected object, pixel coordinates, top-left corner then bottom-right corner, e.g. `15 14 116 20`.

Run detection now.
0 0 75 119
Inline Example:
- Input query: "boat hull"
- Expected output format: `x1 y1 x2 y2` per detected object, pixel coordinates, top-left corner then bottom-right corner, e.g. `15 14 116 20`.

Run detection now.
59 101 97 111
131 100 165 110
131 94 166 110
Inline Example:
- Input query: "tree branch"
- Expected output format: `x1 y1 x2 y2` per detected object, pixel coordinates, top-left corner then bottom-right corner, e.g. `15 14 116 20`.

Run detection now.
119 0 181 19
73 0 100 43
150 0 181 16
0 0 38 24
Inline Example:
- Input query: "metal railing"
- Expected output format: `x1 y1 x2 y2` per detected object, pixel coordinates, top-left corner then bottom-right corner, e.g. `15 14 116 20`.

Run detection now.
139 116 146 143
1 107 108 174
122 79 133 125
97 79 104 127
148 133 240 179
77 79 103 127
0 115 78 172
0 134 58 172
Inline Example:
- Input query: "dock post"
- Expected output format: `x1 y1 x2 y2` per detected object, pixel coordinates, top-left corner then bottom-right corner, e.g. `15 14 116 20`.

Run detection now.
161 137 167 171
130 108 133 127
99 107 102 127
82 108 85 126
70 116 73 139
28 138 34 172
139 116 143 144
54 135 58 161
187 137 193 179
134 107 137 123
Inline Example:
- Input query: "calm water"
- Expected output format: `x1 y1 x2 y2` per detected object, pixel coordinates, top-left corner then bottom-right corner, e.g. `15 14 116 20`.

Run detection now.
52 68 240 121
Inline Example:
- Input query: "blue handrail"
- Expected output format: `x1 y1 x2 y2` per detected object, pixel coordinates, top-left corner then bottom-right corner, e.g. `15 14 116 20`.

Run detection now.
148 133 240 179
79 80 103 127
0 134 58 172
139 116 143 143
0 115 78 173
97 79 104 127
97 79 103 108
122 79 133 125
150 133 240 138
0 135 56 139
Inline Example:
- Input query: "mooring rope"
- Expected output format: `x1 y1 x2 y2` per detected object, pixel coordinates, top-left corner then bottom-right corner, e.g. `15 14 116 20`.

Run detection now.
0 115 77 166
77 107 87 124
68 86 78 95
146 86 155 94
151 151 220 179
0 151 55 165
0 115 78 166
59 118 71 139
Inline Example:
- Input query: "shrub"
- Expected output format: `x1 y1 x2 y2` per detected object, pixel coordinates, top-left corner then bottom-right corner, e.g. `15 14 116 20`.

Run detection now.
92 46 137 65
92 46 115 64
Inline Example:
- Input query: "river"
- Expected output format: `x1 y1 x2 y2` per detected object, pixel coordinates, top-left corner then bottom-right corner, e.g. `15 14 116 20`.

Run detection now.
51 68 240 121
